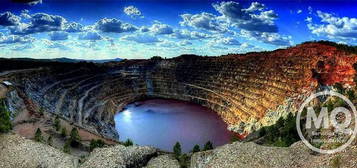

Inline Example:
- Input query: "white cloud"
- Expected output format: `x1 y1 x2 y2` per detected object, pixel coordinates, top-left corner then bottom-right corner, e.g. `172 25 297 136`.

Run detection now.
149 23 174 35
78 31 103 41
241 30 292 46
49 31 69 41
0 12 21 26
307 11 357 40
124 6 143 18
297 10 302 14
171 29 212 40
95 18 137 33
121 33 160 43
0 32 34 44
211 37 241 46
180 12 226 32
212 1 278 33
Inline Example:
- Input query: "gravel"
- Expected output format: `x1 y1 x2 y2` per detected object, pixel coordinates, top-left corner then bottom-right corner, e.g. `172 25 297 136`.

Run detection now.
80 145 157 168
0 133 78 168
144 154 180 168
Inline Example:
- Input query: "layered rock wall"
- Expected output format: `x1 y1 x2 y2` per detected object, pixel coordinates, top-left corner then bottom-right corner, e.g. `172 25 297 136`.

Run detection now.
1 43 356 139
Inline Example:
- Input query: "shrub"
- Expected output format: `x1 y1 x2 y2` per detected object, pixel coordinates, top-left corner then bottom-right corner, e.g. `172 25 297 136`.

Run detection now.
203 141 213 151
38 108 44 116
47 135 53 146
90 139 105 151
0 99 12 133
69 128 81 147
334 83 344 94
123 139 133 147
173 142 182 159
179 153 190 168
192 144 200 153
61 127 67 137
259 113 300 147
54 116 61 131
230 135 240 143
34 128 44 142
63 139 71 154
330 155 342 168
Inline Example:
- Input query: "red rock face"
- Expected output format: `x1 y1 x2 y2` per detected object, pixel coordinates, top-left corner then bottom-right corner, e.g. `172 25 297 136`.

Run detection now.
1 42 356 138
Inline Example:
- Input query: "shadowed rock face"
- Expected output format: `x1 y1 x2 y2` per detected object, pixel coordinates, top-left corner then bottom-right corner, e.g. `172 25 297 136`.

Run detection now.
1 42 356 139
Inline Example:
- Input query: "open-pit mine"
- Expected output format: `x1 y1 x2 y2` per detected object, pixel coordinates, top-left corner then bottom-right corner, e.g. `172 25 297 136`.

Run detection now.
1 42 357 168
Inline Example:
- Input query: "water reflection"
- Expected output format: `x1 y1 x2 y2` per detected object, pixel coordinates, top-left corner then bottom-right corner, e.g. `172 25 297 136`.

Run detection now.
114 99 234 152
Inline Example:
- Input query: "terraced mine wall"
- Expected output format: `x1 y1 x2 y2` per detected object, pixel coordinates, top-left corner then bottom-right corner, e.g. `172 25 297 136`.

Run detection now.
1 42 356 139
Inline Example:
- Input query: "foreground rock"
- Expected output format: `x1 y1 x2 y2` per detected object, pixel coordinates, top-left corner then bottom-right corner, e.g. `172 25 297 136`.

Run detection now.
0 133 78 168
81 145 157 168
144 154 180 168
191 141 357 168
191 141 312 168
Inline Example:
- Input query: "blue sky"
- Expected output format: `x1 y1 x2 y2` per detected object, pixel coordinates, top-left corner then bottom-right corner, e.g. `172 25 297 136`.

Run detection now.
0 0 356 59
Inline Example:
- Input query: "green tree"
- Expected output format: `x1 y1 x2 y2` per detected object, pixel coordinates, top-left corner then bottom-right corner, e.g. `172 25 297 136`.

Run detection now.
63 139 71 154
54 116 61 131
90 139 105 151
0 99 12 133
47 135 53 146
38 108 44 116
124 139 133 147
203 141 213 151
61 127 67 137
70 128 81 147
192 144 200 153
34 128 43 142
173 142 182 159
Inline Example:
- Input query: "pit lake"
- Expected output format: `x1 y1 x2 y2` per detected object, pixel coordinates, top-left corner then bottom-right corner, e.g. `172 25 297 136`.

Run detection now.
114 99 234 152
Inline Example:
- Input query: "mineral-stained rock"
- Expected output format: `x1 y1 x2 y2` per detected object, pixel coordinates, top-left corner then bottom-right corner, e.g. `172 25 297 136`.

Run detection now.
0 133 78 168
144 154 180 168
80 145 157 168
1 42 356 139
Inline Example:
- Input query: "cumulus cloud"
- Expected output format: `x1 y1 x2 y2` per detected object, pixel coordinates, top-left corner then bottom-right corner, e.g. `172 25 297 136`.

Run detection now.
10 13 67 35
47 42 71 50
65 22 84 32
213 1 278 33
124 6 143 18
179 40 192 46
78 31 103 41
0 32 34 44
307 11 357 40
245 2 265 12
20 10 31 19
12 0 42 6
149 22 174 35
241 30 292 46
49 31 68 41
139 26 150 32
171 29 212 40
180 12 226 32
95 18 137 33
121 33 160 43
157 40 177 48
297 10 302 14
0 12 21 26
212 37 241 46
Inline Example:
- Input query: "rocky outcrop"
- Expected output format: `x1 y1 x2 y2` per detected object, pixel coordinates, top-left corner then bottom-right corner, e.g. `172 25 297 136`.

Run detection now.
190 141 311 168
0 133 78 168
190 141 357 168
144 154 180 168
1 42 356 139
81 145 157 168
